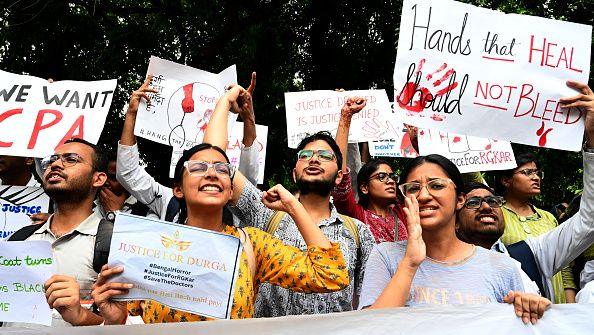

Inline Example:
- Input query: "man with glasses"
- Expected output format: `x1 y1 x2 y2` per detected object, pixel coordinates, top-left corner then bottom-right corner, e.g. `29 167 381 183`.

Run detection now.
4 138 108 327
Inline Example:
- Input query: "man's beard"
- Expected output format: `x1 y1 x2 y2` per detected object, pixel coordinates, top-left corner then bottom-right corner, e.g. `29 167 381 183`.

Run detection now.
44 175 94 204
296 173 337 197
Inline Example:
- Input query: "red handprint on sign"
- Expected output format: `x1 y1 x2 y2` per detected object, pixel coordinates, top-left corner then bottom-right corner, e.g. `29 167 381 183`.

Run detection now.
396 59 460 113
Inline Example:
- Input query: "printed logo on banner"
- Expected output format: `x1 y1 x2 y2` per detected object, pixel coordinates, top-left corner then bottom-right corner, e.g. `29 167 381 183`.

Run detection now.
393 0 591 151
161 230 192 252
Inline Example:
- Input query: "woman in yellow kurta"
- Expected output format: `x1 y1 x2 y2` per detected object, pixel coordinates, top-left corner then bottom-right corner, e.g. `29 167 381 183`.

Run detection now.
90 81 348 325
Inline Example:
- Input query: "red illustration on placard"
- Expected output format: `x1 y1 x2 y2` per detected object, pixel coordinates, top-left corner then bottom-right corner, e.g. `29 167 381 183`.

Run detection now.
181 84 195 113
397 59 460 113
536 121 553 147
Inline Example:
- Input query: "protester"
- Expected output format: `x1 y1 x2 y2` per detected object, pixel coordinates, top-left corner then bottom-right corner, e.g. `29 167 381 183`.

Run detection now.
358 154 552 324
203 85 375 316
0 155 39 186
4 138 109 327
496 153 576 303
91 143 349 324
116 73 260 222
332 97 407 242
93 154 154 221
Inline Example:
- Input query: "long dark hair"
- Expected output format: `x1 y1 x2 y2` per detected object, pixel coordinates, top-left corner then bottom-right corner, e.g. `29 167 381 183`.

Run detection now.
173 143 233 225
399 154 463 197
357 158 392 207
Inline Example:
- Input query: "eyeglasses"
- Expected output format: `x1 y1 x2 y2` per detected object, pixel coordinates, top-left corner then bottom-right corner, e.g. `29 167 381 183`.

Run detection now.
183 160 235 178
370 172 399 183
515 169 544 180
296 149 336 162
463 196 506 209
398 178 455 197
41 153 85 170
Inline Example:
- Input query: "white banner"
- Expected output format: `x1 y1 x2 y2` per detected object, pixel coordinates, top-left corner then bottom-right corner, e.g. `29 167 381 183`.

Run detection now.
0 70 117 157
418 129 516 173
285 90 395 148
4 304 593 334
168 122 268 183
107 213 242 319
0 186 50 239
393 0 592 151
368 122 419 158
134 56 237 150
0 241 54 326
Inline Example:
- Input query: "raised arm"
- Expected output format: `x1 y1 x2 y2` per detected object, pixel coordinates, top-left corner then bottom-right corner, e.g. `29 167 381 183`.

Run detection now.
121 75 157 146
335 97 367 172
237 72 260 185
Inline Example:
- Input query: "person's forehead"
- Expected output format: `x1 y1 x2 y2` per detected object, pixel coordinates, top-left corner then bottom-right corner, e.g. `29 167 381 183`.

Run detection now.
189 148 227 163
55 142 93 160
406 162 448 181
515 161 537 171
374 164 393 173
466 188 493 198
303 140 333 152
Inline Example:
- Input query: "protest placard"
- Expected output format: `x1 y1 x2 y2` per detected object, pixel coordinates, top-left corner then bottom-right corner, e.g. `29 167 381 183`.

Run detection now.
368 122 419 158
418 129 517 173
393 0 592 151
0 241 54 326
0 186 50 239
168 122 268 183
0 70 117 158
134 56 238 150
107 213 242 319
285 90 395 148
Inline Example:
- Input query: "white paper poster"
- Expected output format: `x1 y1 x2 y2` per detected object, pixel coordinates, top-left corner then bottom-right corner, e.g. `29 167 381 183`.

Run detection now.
107 213 242 319
0 186 50 239
134 56 238 150
169 122 268 183
418 129 517 173
368 122 419 158
0 241 54 326
285 90 396 148
393 0 592 151
0 70 117 157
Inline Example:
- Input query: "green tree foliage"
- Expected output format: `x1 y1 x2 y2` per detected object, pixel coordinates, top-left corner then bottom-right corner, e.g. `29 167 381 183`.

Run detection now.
0 0 592 207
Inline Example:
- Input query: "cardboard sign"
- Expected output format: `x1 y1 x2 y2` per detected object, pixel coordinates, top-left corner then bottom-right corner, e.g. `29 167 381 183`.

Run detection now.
0 186 50 239
393 0 592 151
418 129 517 173
168 122 268 184
285 90 395 148
108 213 242 319
0 70 117 157
134 56 238 150
369 121 419 158
0 241 54 326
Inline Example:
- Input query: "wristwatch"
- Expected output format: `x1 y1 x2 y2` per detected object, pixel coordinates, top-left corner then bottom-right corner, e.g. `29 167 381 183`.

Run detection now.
106 211 117 222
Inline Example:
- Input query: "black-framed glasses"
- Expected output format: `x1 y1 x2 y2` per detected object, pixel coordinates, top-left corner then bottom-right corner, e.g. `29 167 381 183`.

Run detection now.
464 196 506 209
370 172 399 183
398 178 455 197
515 169 544 180
41 153 85 170
183 160 235 178
296 149 336 162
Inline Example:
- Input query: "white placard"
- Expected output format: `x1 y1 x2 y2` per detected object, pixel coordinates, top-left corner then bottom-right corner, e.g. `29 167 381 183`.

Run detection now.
368 121 419 158
0 241 54 326
169 122 268 184
107 213 242 319
393 0 591 151
285 90 396 148
418 129 517 173
0 70 117 157
0 186 50 239
134 56 238 150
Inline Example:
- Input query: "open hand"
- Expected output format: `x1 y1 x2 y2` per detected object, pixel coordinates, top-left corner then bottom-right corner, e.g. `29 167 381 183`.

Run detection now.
402 195 425 268
128 75 158 116
91 265 132 325
504 290 551 325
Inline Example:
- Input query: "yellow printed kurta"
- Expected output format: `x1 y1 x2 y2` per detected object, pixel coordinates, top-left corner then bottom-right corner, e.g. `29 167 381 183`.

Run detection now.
500 205 573 303
127 225 348 322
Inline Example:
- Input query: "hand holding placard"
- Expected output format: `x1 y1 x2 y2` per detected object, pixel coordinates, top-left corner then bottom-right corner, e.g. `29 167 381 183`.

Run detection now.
91 265 130 325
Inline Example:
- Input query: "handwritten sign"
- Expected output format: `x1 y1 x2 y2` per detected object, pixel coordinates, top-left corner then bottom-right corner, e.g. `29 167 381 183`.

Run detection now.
0 241 54 326
418 129 516 173
285 90 394 148
0 186 50 239
393 0 592 151
368 121 419 158
0 70 117 158
169 122 268 183
134 56 238 150
107 213 242 319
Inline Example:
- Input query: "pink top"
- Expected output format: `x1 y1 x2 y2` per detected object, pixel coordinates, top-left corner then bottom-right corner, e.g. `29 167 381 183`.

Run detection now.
332 169 408 243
